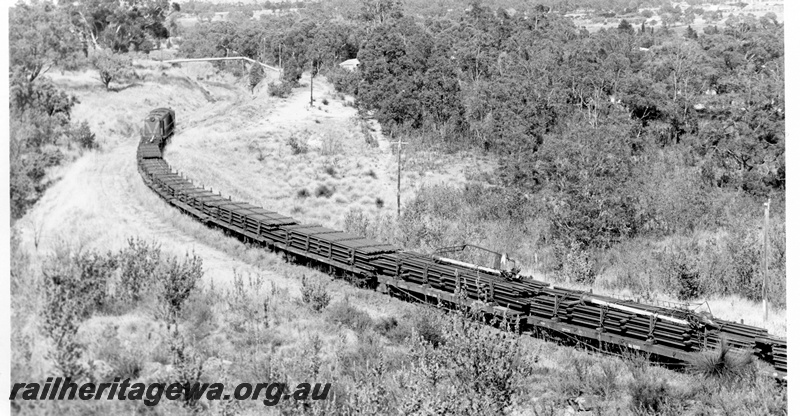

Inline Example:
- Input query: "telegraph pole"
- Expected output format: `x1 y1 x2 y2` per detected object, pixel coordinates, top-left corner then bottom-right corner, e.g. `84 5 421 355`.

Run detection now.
394 137 408 218
763 198 770 322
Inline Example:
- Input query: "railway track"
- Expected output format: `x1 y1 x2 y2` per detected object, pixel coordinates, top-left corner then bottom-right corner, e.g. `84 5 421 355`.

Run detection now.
136 108 787 381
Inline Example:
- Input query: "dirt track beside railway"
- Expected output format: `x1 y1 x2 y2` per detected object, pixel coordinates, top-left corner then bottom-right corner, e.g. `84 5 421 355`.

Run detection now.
18 64 319 294
17 63 412 323
12 64 427 384
20 74 240 283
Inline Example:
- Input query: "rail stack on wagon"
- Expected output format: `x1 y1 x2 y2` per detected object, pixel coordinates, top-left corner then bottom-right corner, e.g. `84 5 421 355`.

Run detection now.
136 108 787 381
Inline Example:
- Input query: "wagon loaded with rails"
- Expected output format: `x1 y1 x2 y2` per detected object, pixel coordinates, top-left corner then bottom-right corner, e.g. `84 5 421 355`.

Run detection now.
136 109 787 380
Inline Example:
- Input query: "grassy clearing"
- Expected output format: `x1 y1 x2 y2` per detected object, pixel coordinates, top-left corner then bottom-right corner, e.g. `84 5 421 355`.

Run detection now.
164 73 502 236
47 62 237 150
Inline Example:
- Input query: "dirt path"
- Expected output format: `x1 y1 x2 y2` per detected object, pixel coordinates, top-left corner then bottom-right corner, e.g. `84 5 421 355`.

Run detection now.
17 66 404 315
17 66 310 293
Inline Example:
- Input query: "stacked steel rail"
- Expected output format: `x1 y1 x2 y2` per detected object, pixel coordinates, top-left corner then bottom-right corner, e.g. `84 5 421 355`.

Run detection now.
136 109 787 380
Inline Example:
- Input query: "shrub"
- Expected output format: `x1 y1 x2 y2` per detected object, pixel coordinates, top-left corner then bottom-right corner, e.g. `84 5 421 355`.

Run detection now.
168 330 205 409
767 219 786 308
286 132 308 155
91 51 132 90
326 300 373 333
157 252 204 323
225 271 264 327
91 325 144 381
326 66 360 95
553 353 624 399
397 183 533 255
552 350 593 397
182 290 218 342
281 57 303 83
297 188 310 198
336 332 391 381
625 357 686 416
315 184 334 198
324 165 336 176
528 120 638 251
42 263 88 380
675 262 702 301
300 275 331 312
41 248 115 380
724 227 763 302
700 369 787 415
401 312 527 414
320 134 343 155
268 81 293 98
322 98 329 105
629 373 671 415
374 316 407 342
411 309 445 348
73 251 117 315
629 151 717 236
344 354 395 414
653 238 705 301
71 121 98 149
375 197 384 209
555 241 597 284
595 358 624 399
10 77 78 219
361 121 378 148
248 63 265 92
117 238 162 304
690 341 755 385
343 208 371 238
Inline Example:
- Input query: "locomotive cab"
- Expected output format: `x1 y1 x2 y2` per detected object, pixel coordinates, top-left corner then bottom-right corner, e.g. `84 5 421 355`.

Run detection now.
140 108 175 146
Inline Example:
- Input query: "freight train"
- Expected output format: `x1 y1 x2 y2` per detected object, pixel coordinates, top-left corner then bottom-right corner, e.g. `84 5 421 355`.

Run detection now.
136 108 787 379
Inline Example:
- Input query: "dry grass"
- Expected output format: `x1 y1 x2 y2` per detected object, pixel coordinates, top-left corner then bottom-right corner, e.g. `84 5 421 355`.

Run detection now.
11 58 786 414
12 235 787 414
164 73 395 232
162 72 500 235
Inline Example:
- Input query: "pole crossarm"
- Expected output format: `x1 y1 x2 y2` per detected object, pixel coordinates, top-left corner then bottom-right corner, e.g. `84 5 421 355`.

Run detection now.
163 56 281 73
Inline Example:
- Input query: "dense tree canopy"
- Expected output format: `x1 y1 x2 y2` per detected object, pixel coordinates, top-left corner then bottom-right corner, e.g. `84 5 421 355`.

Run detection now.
177 0 783 255
9 1 100 219
64 0 172 52
10 0 84 83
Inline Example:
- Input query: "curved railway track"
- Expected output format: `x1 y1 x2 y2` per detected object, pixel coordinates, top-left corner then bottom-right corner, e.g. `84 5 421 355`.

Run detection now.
136 108 787 381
